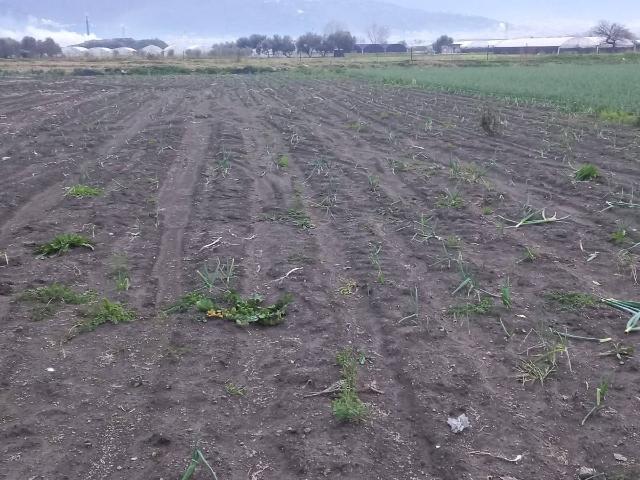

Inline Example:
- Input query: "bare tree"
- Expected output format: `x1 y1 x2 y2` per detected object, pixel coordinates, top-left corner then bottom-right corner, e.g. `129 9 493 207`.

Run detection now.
590 20 635 49
366 24 390 45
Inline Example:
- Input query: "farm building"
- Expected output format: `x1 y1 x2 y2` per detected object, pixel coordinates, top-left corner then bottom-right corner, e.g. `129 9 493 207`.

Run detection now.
113 47 137 56
386 43 408 53
140 45 163 57
87 47 113 58
61 46 88 57
459 36 638 54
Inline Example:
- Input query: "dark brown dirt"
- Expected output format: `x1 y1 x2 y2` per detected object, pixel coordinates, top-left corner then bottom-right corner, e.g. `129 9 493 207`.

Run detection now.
1 74 639 480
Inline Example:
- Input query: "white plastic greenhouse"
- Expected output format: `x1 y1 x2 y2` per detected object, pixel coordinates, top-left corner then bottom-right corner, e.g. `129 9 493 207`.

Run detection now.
140 45 163 56
87 47 114 58
114 47 137 56
61 46 89 57
459 36 638 54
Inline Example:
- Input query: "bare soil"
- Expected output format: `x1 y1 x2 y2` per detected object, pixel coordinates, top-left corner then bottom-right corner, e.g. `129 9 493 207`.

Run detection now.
1 74 639 480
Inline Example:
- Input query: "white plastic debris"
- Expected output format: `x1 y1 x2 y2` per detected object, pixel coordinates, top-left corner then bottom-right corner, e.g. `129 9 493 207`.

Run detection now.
447 413 471 433
46 368 55 372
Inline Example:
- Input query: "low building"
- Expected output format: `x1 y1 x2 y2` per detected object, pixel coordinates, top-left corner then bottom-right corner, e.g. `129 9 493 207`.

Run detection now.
61 46 89 57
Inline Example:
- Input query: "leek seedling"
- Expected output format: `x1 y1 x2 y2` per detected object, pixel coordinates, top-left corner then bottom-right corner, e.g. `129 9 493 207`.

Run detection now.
602 298 640 333
581 380 609 426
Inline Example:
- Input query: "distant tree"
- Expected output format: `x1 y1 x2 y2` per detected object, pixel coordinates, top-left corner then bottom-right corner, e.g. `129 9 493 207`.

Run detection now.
211 42 252 59
0 37 20 58
20 36 37 57
236 37 250 48
36 37 62 57
280 35 295 57
433 35 454 54
296 32 323 57
590 20 635 49
326 30 357 53
237 34 268 54
249 34 268 54
366 24 390 45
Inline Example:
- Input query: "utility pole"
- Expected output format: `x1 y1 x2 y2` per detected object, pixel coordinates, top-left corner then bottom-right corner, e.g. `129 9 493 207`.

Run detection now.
85 15 90 36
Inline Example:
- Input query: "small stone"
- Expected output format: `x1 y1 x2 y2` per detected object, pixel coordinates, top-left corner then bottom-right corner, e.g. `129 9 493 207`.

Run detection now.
614 453 627 462
287 427 296 434
578 467 597 479
116 466 123 471
303 427 311 434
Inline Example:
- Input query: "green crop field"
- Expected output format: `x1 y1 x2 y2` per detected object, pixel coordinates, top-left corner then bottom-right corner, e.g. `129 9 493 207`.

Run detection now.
344 62 640 118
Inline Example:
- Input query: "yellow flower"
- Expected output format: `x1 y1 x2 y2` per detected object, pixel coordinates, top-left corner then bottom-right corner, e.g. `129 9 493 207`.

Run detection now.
206 309 225 318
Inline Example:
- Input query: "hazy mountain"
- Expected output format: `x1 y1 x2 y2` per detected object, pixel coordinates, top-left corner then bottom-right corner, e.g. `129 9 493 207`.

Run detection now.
0 0 500 40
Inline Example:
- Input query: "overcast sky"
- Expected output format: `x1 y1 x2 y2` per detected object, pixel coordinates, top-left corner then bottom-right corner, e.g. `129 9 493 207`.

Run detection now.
0 0 638 46
391 0 639 25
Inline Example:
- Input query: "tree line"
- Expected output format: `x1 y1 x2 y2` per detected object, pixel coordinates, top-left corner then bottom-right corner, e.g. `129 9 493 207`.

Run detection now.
233 31 357 57
0 36 62 58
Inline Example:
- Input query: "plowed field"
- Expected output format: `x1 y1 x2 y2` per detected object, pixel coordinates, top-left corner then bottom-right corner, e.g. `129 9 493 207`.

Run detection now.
1 74 639 479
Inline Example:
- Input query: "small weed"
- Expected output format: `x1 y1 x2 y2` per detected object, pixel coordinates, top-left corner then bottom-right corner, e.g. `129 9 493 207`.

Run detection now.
616 250 638 284
598 109 638 125
387 158 408 174
110 254 130 292
575 164 599 181
449 160 485 184
448 297 493 316
78 298 135 333
287 253 314 265
37 233 94 256
287 208 314 230
437 189 464 209
480 108 500 136
517 246 537 263
21 283 95 305
276 154 289 168
412 214 441 243
610 225 628 245
332 348 368 422
368 175 380 193
546 291 598 311
452 254 476 295
516 358 556 386
225 382 246 396
444 235 462 250
347 120 367 133
517 333 567 386
501 277 512 309
369 243 385 284
164 291 208 313
65 184 102 198
482 206 494 215
338 279 358 296
215 145 231 177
